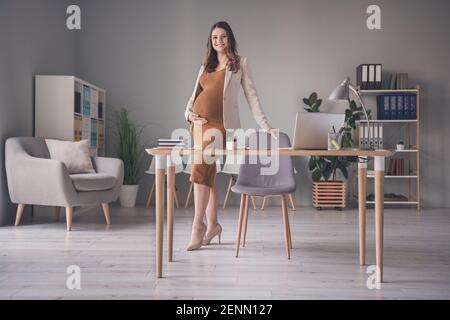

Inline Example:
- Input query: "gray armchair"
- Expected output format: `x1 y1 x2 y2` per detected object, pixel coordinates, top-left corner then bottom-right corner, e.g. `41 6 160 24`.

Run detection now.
5 137 124 231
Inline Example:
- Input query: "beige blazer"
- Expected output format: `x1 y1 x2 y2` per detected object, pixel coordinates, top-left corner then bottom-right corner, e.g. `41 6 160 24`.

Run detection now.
184 56 272 131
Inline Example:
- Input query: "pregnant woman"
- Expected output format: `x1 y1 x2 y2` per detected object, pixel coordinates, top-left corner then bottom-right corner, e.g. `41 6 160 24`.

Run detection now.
184 21 277 251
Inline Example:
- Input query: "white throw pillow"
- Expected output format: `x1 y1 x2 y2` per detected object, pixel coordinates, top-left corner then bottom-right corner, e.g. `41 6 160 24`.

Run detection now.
45 139 96 174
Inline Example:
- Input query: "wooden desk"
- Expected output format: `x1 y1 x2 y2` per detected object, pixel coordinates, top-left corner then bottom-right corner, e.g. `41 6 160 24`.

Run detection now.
146 147 395 281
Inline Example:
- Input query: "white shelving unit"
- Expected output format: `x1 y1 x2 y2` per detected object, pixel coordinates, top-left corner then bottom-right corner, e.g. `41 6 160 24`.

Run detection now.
35 75 106 156
354 86 420 209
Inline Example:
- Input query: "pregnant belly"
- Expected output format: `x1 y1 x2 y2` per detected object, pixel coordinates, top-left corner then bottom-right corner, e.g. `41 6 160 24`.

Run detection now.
193 94 223 123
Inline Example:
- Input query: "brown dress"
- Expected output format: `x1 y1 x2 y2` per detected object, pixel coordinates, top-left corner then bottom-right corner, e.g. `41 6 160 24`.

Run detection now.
190 68 227 187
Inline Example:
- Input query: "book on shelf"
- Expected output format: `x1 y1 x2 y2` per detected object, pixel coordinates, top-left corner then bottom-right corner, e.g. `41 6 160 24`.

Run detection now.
98 102 104 119
357 64 382 90
83 85 91 116
388 73 409 90
367 193 408 202
74 114 82 141
75 82 83 114
81 116 91 142
98 120 104 149
358 122 383 150
90 89 98 119
376 94 417 120
90 118 97 148
387 158 405 176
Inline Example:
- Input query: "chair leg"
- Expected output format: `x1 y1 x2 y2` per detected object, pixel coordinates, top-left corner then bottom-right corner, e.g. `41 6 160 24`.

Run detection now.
242 195 250 247
286 209 293 249
281 195 291 259
185 182 193 208
101 203 111 225
288 193 296 211
261 196 267 210
55 207 60 222
251 196 256 210
66 207 73 231
14 204 25 226
145 182 155 208
174 185 180 209
235 194 246 257
223 175 233 209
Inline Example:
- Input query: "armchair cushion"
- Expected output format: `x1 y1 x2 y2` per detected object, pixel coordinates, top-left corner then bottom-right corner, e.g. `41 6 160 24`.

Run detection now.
70 173 116 192
45 139 95 174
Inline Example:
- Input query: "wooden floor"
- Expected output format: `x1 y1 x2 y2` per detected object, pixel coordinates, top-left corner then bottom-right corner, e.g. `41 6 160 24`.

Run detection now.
0 205 449 300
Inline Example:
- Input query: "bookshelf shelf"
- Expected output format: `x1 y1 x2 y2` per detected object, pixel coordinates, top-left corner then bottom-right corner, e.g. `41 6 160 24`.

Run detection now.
356 119 418 123
35 75 106 157
359 89 419 94
367 175 418 179
367 201 419 205
354 85 420 209
395 149 418 153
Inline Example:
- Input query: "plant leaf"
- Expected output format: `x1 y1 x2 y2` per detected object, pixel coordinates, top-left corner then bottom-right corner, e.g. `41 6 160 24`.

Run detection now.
309 92 317 104
308 157 316 170
312 169 322 182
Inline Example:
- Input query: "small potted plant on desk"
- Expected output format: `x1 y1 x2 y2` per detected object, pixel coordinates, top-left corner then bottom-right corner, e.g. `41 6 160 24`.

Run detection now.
303 92 368 210
113 107 144 207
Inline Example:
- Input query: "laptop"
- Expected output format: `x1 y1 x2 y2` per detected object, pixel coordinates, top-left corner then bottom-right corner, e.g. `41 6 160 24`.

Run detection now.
292 112 346 150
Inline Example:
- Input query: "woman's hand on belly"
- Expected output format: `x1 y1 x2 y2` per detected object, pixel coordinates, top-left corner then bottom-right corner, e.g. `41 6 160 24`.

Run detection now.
188 112 208 124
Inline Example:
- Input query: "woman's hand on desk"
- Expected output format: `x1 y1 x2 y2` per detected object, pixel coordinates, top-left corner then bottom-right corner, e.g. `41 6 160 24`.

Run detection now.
188 112 208 124
267 128 279 140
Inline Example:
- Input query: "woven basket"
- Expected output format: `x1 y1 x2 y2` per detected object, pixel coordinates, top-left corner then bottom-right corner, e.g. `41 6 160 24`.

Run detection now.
312 181 346 210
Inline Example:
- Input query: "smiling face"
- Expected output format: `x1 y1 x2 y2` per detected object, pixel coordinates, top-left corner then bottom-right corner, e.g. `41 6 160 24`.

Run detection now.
211 27 228 53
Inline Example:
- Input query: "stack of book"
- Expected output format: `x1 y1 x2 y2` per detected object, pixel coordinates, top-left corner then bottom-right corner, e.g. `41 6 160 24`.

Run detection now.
387 158 405 176
157 138 185 148
388 73 409 90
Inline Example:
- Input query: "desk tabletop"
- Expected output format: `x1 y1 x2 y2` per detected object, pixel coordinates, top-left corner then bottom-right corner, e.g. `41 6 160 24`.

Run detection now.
146 147 395 157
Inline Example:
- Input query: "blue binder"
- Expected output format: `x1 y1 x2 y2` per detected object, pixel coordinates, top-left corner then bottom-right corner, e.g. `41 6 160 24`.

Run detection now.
404 94 410 120
390 94 397 120
377 95 384 120
83 85 90 116
397 95 404 120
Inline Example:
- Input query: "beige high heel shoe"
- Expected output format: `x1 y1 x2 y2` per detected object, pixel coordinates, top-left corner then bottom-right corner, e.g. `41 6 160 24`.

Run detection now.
186 223 207 251
203 224 222 245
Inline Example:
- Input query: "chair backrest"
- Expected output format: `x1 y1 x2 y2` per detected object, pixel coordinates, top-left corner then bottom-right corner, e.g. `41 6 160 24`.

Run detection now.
221 154 245 174
235 131 296 190
5 137 50 160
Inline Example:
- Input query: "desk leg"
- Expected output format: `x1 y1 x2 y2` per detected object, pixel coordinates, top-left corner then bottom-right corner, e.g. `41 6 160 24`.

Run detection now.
374 156 385 283
358 158 367 266
155 155 166 278
167 157 175 263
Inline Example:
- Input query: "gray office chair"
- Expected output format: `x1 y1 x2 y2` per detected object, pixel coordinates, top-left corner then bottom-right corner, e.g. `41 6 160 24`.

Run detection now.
231 131 296 259
5 137 124 231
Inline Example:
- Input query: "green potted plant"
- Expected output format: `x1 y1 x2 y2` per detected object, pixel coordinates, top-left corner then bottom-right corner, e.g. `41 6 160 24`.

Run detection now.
302 92 368 209
113 107 145 207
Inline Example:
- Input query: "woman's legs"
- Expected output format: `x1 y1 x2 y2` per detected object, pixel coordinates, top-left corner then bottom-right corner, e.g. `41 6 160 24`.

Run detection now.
205 183 219 229
193 183 210 228
187 182 210 249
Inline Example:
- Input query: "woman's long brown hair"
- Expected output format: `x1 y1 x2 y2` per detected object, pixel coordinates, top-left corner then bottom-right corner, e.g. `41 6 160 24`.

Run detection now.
202 21 240 73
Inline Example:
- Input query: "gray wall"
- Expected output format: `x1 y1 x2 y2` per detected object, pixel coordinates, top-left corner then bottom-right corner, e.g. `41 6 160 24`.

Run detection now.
75 0 450 208
1 0 449 226
0 0 75 225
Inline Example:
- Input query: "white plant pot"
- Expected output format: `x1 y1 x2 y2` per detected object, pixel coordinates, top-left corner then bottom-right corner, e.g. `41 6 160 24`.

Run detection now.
119 185 139 207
